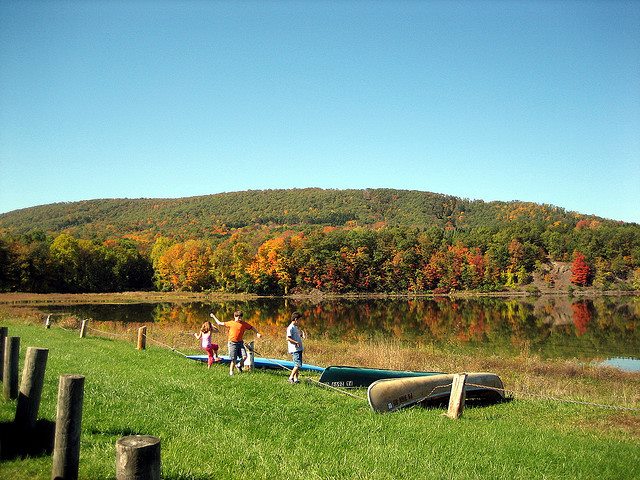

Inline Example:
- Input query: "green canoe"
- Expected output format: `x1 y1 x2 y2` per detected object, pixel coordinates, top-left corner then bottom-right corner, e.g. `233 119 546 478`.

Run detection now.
319 365 443 388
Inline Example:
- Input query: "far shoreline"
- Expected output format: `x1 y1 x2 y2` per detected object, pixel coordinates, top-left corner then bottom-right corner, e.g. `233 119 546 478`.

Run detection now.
0 288 638 305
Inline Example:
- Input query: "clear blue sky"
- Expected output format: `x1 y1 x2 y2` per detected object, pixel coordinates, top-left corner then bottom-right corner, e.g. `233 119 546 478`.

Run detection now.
1 1 639 223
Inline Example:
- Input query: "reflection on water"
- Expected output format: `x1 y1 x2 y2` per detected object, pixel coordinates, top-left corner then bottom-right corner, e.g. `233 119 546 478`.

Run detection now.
29 295 639 365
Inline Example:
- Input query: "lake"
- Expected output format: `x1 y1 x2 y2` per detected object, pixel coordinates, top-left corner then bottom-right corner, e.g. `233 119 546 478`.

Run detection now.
20 294 640 371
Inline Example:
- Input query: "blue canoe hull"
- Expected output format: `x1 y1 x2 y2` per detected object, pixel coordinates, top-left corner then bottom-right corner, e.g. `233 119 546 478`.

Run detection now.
187 354 325 373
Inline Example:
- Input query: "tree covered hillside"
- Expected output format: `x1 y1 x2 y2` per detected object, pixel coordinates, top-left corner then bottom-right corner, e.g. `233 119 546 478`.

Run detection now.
0 188 598 240
0 188 639 294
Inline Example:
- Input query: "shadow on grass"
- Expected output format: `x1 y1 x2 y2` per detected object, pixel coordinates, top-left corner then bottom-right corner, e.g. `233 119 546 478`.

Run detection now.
88 426 141 437
163 476 216 480
0 419 55 461
420 392 513 409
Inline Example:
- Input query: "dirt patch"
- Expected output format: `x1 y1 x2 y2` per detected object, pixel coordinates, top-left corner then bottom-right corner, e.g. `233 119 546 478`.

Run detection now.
531 261 573 293
574 412 640 440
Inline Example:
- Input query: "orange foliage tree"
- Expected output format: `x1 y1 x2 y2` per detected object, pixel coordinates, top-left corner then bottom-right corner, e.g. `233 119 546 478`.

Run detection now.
155 240 214 291
247 233 304 294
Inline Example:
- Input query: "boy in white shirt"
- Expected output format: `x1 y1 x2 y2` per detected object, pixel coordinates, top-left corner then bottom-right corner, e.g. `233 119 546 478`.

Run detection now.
286 312 305 384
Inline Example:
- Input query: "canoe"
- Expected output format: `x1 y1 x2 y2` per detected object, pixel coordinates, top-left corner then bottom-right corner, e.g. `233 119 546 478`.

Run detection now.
186 354 325 373
319 365 443 388
367 372 505 413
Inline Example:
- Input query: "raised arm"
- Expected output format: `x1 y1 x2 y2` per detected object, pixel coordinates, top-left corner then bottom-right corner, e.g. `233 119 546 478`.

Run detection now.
210 313 225 327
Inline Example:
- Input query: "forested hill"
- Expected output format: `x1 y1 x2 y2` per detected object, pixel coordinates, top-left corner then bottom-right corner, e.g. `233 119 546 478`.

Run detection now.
1 189 639 294
0 188 617 240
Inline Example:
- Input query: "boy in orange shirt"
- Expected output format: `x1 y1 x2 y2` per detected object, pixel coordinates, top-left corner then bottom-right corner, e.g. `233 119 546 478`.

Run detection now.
212 310 262 375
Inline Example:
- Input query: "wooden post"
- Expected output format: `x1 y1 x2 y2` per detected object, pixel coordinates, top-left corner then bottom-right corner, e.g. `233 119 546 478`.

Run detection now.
45 314 52 329
0 326 7 381
3 336 20 400
52 375 85 480
79 319 88 338
15 347 49 430
116 435 161 480
246 341 255 371
446 373 468 419
137 327 146 350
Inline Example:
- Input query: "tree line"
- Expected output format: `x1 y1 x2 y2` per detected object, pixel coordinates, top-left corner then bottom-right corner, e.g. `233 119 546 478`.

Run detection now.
1 219 639 293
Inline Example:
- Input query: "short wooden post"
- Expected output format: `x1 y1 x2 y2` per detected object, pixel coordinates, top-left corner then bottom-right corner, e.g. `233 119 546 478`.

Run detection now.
15 347 49 430
3 336 20 400
45 314 52 329
79 319 88 338
246 341 255 371
116 435 161 480
137 327 146 350
0 326 7 380
52 374 85 480
446 373 467 419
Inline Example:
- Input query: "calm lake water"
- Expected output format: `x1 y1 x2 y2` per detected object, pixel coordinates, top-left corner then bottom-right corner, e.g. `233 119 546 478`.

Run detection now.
25 295 640 371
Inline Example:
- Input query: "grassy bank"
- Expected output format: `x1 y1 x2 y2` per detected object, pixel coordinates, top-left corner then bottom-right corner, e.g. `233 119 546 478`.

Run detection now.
0 318 638 479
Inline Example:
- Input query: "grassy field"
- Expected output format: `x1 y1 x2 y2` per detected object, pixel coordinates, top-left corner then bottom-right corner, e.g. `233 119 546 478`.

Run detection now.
0 317 638 479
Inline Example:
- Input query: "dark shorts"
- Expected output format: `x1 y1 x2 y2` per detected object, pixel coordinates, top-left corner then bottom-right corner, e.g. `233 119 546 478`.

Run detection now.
291 350 303 367
228 341 244 362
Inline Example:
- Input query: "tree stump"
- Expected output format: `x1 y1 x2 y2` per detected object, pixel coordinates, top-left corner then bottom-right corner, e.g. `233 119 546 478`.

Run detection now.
15 347 49 431
3 336 20 400
79 320 88 338
52 375 85 480
0 326 7 380
246 341 255 371
116 435 161 480
137 327 147 351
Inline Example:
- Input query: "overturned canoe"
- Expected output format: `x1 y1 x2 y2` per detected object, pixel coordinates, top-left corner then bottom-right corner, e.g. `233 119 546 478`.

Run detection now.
186 354 325 373
319 365 443 388
367 372 505 413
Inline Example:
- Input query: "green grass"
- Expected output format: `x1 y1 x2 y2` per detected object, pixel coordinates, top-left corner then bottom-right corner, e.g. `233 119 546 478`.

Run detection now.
0 321 638 479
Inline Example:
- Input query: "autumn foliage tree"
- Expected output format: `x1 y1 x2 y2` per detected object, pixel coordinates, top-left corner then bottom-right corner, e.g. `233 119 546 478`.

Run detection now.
155 240 215 291
247 233 304 294
570 252 591 286
211 233 255 292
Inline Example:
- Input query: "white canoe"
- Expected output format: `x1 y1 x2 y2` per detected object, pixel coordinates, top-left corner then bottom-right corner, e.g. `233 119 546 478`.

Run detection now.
367 372 505 413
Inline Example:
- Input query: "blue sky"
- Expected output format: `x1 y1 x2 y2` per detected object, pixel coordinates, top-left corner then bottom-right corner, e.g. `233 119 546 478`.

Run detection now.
1 0 639 223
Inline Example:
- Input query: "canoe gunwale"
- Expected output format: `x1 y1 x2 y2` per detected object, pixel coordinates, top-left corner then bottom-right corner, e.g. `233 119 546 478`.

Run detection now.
319 365 444 389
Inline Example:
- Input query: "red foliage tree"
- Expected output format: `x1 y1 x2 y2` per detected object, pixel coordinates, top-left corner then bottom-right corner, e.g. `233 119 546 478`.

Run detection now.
570 252 591 286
